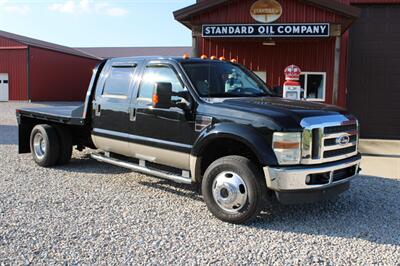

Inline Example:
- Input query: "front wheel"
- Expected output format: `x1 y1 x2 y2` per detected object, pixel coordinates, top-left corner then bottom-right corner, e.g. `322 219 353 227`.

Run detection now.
202 156 267 224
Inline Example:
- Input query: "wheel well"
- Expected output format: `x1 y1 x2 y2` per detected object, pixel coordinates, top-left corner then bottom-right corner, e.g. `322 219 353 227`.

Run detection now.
199 138 260 178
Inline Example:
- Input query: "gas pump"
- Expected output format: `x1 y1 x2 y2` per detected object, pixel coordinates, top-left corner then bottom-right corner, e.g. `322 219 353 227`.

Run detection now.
283 65 302 100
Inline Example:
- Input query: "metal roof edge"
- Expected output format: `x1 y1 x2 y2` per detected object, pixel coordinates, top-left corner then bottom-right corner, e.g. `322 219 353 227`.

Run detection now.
0 30 102 60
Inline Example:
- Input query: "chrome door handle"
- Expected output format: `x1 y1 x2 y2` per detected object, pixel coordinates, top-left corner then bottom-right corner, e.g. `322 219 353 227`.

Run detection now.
94 103 101 116
129 107 136 121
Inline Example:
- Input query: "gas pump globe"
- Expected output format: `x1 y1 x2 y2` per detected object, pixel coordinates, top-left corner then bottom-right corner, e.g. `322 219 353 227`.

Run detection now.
283 65 302 100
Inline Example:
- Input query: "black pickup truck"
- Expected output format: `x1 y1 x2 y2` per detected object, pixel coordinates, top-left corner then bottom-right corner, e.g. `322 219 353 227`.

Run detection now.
16 57 361 223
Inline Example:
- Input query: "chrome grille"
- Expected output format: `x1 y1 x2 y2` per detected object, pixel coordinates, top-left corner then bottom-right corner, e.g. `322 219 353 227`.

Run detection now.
324 124 358 134
301 115 359 164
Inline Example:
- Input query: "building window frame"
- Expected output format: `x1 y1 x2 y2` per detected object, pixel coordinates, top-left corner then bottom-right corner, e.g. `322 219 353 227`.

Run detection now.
253 71 267 83
300 72 326 102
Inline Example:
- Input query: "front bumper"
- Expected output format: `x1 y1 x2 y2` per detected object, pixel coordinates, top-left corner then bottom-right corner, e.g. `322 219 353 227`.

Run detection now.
263 154 361 192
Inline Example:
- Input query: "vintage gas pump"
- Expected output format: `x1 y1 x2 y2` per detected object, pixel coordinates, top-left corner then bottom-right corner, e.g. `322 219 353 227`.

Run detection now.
283 65 302 100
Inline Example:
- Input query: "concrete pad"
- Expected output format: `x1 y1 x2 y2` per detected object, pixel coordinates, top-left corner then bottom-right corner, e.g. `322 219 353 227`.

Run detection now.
359 139 400 156
361 155 400 179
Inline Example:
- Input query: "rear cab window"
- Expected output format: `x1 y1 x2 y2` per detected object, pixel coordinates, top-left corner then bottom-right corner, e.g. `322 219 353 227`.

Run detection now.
102 64 137 99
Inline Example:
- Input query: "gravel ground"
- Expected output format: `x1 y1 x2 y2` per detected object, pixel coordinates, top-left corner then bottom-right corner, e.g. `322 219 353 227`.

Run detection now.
0 102 399 265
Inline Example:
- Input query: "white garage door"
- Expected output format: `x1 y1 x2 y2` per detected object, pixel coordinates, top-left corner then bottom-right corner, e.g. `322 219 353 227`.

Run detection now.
0 73 9 102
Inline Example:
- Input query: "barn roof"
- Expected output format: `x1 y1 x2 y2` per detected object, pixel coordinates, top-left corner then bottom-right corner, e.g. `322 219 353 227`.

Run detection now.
0 30 101 60
75 46 193 59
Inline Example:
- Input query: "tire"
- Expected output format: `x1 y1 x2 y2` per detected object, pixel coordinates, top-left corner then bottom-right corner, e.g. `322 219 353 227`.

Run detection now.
202 155 267 224
30 124 60 167
55 126 73 165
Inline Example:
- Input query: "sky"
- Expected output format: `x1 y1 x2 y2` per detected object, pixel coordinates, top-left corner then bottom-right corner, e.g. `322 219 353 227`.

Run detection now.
0 0 195 47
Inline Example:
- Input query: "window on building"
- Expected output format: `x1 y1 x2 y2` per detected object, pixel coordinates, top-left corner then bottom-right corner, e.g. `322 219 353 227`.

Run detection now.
3 80 8 84
253 71 267 83
103 66 136 97
299 72 326 101
138 65 185 105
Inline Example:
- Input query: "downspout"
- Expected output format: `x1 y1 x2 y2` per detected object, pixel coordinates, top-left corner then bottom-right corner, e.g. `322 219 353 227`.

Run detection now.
191 25 201 57
27 46 31 102
332 35 341 106
192 34 198 57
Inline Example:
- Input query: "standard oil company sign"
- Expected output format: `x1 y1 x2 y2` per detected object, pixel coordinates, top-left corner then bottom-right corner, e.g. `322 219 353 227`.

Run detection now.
202 24 330 38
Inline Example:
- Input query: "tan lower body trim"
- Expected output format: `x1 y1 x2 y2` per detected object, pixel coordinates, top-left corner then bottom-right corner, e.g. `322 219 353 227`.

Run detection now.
92 135 190 170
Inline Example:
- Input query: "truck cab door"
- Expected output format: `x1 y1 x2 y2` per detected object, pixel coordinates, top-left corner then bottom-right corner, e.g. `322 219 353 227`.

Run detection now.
127 62 195 169
91 60 142 157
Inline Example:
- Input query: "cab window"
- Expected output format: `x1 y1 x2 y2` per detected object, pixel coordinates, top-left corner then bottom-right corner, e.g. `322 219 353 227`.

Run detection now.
103 66 136 97
137 65 185 105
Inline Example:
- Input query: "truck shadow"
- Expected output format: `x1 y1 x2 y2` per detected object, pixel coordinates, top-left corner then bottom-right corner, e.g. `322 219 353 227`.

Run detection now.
56 155 132 175
135 173 400 246
0 125 18 145
250 175 400 246
138 179 203 202
57 156 400 246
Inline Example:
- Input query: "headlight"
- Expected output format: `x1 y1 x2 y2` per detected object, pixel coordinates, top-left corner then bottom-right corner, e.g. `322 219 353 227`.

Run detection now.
272 132 302 165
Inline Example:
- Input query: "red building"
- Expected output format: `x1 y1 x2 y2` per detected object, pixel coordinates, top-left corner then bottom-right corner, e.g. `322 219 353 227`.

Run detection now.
174 0 400 139
0 30 101 102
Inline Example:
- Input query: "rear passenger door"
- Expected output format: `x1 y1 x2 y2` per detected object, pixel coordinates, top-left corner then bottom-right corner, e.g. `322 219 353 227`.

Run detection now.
91 59 141 156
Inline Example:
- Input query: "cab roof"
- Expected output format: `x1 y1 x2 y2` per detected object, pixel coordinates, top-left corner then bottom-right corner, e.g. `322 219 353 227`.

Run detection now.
107 56 232 64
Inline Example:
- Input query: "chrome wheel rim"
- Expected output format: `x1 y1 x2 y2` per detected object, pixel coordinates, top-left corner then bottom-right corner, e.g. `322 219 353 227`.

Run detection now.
212 171 248 213
33 133 46 159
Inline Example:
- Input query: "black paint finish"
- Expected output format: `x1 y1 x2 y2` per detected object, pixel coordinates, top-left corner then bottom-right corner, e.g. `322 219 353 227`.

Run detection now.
18 57 352 167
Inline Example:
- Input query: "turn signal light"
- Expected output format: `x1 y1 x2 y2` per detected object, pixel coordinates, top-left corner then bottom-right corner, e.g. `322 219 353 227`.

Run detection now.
273 142 300 149
152 94 159 104
210 56 217 60
182 53 190 59
200 54 208 59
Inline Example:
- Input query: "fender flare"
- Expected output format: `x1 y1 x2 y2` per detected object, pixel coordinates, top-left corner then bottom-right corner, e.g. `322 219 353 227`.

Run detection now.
190 123 278 182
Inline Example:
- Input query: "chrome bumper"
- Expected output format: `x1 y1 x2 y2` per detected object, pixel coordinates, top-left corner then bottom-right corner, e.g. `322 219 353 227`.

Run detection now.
263 157 361 191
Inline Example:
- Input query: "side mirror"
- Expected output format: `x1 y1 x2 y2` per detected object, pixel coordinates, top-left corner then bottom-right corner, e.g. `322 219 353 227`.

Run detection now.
152 82 172 109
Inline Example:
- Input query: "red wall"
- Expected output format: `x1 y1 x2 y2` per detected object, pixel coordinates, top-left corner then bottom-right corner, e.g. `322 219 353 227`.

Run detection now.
192 0 348 25
29 47 100 101
0 36 26 48
348 0 400 3
193 0 349 105
0 37 28 101
199 38 336 103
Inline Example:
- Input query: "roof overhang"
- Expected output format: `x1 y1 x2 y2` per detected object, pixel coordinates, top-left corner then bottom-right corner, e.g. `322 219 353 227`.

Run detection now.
174 0 361 32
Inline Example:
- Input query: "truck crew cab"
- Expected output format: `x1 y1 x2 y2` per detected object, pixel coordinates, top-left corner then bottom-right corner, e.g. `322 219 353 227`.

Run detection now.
17 56 361 223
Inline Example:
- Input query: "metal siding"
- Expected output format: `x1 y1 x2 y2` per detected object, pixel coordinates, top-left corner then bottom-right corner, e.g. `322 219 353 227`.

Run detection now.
29 47 100 101
0 36 26 49
198 38 335 103
347 4 400 139
192 0 345 25
0 48 28 101
349 0 400 3
195 0 341 104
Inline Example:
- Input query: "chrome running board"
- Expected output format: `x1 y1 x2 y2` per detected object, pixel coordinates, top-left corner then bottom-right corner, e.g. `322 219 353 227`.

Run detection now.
91 153 192 185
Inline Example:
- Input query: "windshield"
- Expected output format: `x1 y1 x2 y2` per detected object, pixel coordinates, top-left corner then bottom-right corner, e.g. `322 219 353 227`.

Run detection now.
181 61 272 98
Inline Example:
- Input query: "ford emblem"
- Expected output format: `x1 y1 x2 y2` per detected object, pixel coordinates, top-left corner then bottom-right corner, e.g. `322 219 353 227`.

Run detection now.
336 135 350 145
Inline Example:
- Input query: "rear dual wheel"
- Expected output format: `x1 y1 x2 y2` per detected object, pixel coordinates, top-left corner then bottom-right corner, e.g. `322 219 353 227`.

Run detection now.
202 156 267 224
30 124 72 167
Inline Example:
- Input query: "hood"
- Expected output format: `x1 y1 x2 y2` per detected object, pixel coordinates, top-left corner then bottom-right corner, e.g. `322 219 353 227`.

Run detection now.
208 97 347 129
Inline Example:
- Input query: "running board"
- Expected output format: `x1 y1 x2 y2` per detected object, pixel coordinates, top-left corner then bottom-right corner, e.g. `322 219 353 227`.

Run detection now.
91 153 192 185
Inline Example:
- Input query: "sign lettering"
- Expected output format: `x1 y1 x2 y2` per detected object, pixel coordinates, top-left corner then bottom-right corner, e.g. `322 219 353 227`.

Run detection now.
202 24 330 38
